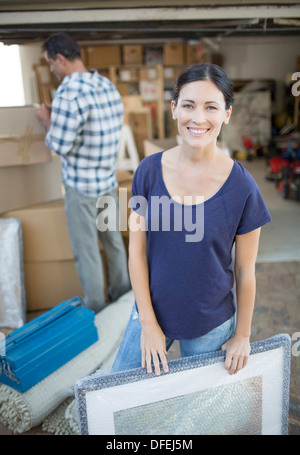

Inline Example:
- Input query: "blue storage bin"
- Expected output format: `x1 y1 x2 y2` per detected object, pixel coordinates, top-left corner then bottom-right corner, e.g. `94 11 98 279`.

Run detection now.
0 296 98 393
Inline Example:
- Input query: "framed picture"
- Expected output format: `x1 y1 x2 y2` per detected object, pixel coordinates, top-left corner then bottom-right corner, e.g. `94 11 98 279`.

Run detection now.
75 333 291 435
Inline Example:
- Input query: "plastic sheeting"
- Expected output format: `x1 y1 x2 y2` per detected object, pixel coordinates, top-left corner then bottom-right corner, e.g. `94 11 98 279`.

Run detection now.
0 218 25 329
75 333 291 435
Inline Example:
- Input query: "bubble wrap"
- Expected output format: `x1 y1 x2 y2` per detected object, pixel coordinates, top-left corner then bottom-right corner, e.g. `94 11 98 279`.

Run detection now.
0 218 26 329
75 333 291 436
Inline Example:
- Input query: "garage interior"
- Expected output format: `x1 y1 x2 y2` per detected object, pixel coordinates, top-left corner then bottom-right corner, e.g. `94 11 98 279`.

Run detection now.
0 0 299 436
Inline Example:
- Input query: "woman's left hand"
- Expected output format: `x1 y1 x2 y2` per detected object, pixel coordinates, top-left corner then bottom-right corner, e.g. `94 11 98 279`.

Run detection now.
221 335 251 375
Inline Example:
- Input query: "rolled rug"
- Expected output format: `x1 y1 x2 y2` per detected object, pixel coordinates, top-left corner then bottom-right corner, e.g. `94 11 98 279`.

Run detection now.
0 290 134 434
42 356 118 435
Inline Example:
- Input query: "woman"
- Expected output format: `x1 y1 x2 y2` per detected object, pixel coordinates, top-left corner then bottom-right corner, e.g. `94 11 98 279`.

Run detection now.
112 64 271 376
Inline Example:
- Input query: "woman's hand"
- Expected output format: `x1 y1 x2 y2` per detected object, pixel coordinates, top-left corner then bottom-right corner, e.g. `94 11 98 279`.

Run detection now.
221 334 251 375
141 322 169 376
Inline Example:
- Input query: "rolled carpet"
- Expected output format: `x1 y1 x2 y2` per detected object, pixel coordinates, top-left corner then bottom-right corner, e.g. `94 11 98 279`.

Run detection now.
0 291 134 434
42 363 116 435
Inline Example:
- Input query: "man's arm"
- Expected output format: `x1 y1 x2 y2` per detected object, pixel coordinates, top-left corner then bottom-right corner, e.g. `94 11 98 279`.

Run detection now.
36 104 52 131
37 97 81 155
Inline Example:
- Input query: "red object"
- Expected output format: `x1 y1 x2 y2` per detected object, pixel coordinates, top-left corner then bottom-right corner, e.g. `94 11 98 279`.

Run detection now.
268 156 289 174
278 160 300 200
242 136 254 149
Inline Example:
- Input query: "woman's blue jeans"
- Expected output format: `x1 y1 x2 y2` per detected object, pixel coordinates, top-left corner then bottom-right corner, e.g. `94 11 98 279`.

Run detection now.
111 304 236 373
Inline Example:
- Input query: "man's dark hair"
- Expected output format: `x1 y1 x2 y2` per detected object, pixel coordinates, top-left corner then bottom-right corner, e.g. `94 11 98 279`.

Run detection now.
42 33 82 61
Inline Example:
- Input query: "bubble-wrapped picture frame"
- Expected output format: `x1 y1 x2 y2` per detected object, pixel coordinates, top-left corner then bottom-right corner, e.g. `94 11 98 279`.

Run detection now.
74 333 291 435
0 218 26 329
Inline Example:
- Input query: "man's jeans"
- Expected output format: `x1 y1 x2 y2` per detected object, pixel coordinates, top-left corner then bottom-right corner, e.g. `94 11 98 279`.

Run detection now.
111 304 236 372
64 184 130 313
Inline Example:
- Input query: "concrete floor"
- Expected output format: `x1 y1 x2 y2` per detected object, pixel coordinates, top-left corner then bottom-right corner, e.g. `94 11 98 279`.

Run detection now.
1 156 299 435
243 158 300 435
244 159 300 264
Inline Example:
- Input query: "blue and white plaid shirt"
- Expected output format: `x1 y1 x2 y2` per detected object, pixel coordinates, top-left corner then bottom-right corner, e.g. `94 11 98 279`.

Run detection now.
46 70 124 197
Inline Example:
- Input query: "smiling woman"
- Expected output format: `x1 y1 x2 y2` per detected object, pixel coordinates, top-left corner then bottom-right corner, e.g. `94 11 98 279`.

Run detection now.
0 43 25 107
170 79 232 156
111 63 272 380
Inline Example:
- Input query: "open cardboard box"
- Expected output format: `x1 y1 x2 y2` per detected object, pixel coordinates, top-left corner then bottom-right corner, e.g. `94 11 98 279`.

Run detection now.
0 105 51 167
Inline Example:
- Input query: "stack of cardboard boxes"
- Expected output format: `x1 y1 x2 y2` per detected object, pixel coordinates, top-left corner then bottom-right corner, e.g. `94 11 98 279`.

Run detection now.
0 106 74 313
3 200 84 312
0 106 134 316
80 42 207 142
0 106 62 214
82 43 206 69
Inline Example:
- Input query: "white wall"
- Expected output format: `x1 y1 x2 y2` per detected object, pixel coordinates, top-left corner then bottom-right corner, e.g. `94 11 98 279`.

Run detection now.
219 35 300 113
220 35 298 79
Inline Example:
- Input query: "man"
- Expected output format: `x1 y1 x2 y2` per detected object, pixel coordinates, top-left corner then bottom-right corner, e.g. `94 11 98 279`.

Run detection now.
37 33 130 312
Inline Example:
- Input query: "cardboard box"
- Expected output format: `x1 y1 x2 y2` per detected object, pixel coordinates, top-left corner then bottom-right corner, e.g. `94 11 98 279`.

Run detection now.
81 46 88 67
116 169 134 185
164 66 182 80
0 105 51 167
139 80 159 101
2 199 73 262
144 138 178 157
139 67 158 80
86 45 122 68
0 154 63 214
117 83 130 96
23 239 108 311
144 47 163 65
163 44 185 66
116 170 133 238
122 95 143 110
119 68 139 82
165 106 180 138
24 260 84 311
212 53 224 67
125 108 153 159
122 45 143 65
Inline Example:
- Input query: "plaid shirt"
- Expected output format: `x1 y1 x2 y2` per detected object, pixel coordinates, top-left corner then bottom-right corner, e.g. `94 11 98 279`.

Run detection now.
46 70 124 197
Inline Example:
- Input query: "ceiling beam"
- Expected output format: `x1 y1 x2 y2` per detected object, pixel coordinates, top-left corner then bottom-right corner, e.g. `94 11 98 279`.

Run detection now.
1 0 300 8
0 6 299 25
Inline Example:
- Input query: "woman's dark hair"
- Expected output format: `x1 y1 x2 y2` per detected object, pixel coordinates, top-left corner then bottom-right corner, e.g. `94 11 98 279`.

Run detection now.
172 63 234 110
42 33 82 61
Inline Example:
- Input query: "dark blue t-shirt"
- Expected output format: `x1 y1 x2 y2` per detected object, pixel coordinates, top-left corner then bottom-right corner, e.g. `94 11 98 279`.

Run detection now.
130 151 271 340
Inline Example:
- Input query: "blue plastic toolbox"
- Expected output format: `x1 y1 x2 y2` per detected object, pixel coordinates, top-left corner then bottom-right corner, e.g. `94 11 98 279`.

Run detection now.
0 296 98 393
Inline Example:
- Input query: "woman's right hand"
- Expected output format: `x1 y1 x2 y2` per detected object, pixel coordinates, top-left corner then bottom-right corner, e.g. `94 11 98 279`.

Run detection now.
140 321 169 376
